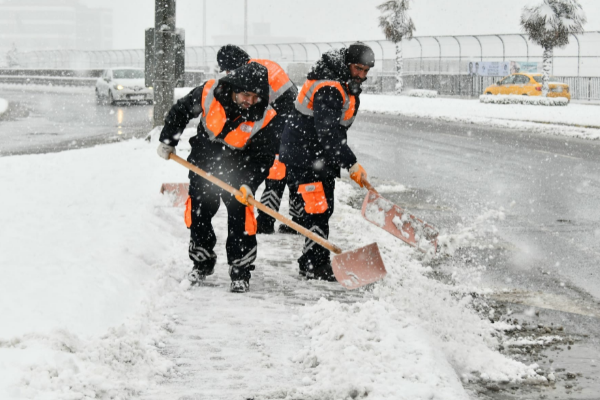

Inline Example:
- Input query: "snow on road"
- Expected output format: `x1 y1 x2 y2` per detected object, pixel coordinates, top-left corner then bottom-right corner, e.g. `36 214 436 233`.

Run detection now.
0 132 545 399
360 94 600 140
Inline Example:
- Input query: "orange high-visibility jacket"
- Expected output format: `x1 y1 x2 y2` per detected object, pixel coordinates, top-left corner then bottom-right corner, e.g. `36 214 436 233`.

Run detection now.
294 80 357 127
249 59 294 105
200 79 277 150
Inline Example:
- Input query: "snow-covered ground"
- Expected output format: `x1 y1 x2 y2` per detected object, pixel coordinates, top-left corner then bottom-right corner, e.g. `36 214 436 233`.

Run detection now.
360 94 600 140
0 97 8 115
0 129 548 399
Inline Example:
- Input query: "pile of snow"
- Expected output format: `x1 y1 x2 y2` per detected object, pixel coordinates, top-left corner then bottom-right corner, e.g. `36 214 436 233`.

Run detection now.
406 89 438 98
480 94 568 106
293 300 468 399
0 141 184 398
360 94 600 140
0 133 545 398
0 97 8 115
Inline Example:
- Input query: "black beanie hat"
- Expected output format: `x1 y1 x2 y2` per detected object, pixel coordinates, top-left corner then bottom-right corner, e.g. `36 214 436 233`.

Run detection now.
219 62 269 100
217 44 251 72
345 42 375 68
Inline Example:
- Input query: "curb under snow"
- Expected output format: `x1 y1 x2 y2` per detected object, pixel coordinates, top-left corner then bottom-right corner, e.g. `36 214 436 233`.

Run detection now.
479 94 568 106
360 96 600 141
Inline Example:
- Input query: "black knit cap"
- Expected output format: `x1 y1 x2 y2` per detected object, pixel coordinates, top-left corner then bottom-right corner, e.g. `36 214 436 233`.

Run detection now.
345 42 375 68
219 62 269 100
217 44 251 72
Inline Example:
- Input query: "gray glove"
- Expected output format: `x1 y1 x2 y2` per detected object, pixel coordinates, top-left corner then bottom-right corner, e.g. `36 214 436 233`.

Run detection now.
157 142 176 160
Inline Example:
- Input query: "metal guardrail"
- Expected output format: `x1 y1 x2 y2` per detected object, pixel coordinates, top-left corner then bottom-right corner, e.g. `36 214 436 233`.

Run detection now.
0 69 205 88
11 32 600 77
0 75 96 86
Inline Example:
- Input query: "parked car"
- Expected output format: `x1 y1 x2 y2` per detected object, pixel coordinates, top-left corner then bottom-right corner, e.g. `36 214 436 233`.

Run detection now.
483 73 570 101
95 68 154 105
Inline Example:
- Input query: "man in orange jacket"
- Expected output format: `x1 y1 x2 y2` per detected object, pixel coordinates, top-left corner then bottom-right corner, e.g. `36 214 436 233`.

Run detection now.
279 43 374 281
157 62 278 293
217 45 301 235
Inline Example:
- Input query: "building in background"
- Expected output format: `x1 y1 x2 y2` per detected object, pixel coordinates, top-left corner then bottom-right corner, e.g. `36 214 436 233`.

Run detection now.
0 0 112 63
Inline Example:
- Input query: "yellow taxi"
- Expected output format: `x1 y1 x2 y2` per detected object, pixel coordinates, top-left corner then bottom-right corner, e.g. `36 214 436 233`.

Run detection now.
483 73 570 101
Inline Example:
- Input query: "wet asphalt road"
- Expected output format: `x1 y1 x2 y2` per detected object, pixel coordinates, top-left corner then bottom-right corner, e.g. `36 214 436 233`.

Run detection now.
350 113 600 398
352 113 600 303
0 85 153 156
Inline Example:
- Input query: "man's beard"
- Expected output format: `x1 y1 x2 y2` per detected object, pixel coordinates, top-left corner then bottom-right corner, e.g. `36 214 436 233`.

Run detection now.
348 78 364 95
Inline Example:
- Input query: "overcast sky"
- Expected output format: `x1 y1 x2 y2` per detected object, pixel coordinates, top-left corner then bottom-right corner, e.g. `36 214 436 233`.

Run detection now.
80 0 600 49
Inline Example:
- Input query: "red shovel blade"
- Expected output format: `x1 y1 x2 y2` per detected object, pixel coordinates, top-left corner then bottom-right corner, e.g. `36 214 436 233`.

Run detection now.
332 243 387 290
160 183 189 207
361 191 438 253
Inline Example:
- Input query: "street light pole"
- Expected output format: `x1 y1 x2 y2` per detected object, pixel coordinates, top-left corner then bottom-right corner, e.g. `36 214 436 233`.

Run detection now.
203 0 206 65
244 0 248 46
153 0 176 127
203 0 206 48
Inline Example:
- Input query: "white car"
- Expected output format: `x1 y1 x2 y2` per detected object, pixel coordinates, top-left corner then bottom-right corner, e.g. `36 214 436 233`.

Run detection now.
95 68 154 105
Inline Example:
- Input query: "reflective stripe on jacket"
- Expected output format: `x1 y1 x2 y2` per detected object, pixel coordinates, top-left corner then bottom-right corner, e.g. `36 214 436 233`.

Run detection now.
294 79 356 127
250 59 294 104
201 79 277 150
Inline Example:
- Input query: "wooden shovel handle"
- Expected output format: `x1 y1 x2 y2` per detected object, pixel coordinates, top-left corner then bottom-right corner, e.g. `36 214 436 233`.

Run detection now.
169 154 343 255
362 177 378 194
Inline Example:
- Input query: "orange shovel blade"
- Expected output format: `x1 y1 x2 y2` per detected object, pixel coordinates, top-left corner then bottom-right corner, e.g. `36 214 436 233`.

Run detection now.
332 243 387 290
160 183 189 207
361 191 438 253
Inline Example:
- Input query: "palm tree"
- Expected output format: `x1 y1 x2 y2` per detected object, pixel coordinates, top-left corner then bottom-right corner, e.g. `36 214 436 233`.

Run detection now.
521 0 586 96
377 0 416 94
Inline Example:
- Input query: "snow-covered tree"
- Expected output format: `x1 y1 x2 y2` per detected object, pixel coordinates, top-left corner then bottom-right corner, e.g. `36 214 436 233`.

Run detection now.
521 0 586 96
377 0 415 94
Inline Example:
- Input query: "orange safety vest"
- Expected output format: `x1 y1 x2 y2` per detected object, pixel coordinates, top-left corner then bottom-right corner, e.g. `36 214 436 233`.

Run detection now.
249 59 294 104
294 80 356 127
201 79 277 150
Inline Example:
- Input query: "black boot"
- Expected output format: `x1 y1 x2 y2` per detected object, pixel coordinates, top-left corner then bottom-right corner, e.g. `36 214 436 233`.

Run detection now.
306 263 337 282
230 279 250 293
278 224 300 235
256 220 275 234
229 265 254 293
188 260 216 286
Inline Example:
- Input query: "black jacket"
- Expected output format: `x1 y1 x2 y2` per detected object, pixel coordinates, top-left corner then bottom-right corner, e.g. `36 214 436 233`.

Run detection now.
159 64 279 187
268 85 298 141
279 48 359 178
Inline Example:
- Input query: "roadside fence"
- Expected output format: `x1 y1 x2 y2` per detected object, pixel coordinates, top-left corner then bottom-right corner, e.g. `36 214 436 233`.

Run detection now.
4 32 600 100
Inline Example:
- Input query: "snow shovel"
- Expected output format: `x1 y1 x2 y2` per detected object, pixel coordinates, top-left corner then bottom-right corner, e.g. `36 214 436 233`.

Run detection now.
160 183 189 207
361 179 439 253
167 154 387 290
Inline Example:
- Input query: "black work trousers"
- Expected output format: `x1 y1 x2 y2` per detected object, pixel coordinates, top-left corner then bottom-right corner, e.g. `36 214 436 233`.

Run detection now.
256 176 305 228
286 167 336 274
188 174 259 281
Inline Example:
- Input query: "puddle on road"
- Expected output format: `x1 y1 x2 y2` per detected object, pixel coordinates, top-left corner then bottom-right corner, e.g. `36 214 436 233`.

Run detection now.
492 290 600 319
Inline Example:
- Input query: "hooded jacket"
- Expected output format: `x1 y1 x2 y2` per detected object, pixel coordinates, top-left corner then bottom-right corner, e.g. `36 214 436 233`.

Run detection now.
159 62 279 187
279 48 360 177
217 45 298 140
